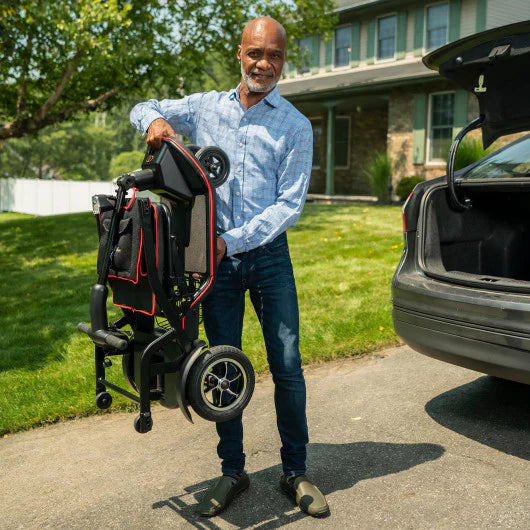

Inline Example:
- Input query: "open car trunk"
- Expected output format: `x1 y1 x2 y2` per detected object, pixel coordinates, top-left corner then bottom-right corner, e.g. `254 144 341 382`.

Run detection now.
421 185 530 292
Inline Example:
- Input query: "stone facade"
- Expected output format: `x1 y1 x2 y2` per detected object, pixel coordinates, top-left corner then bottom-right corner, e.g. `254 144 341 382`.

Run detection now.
309 106 388 195
387 84 527 192
387 81 456 189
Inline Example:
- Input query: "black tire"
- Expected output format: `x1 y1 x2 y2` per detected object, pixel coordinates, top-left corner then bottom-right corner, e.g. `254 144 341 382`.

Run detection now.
186 345 255 422
134 414 153 433
196 146 230 188
187 144 201 155
95 391 112 410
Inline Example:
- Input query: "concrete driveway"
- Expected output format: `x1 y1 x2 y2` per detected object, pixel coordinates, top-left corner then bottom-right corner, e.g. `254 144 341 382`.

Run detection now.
1 345 529 529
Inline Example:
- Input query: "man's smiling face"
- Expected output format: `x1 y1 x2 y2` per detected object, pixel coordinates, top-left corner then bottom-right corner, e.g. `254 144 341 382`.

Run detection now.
238 18 286 94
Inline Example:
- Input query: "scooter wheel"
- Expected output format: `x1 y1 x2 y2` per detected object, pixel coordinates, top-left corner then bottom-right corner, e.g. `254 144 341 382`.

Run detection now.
95 391 112 410
186 345 255 422
196 146 230 188
134 414 153 433
186 144 201 155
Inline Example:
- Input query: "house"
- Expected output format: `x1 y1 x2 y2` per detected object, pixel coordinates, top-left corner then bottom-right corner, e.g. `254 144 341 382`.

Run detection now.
279 0 530 195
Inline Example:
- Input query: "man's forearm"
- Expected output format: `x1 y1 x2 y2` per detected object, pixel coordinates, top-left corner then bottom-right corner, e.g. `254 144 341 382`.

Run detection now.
130 96 198 138
221 194 308 256
130 100 168 134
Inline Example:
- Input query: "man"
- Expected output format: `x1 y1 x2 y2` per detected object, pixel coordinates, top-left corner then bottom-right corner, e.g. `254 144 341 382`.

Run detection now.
130 16 328 518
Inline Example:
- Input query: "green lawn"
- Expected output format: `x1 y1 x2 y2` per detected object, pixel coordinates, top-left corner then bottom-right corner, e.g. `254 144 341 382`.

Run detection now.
0 204 403 434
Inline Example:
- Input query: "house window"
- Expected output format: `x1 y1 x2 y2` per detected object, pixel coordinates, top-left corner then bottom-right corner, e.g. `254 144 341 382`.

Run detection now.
297 36 313 74
334 26 351 67
310 118 323 168
428 92 454 162
377 15 397 60
426 3 449 50
335 116 350 168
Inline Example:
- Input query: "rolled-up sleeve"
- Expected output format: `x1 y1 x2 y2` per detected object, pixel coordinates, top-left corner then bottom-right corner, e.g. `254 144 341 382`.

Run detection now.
221 120 313 256
129 94 205 138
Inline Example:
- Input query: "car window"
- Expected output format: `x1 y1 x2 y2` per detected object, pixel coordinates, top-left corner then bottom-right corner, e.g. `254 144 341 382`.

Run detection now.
463 136 530 180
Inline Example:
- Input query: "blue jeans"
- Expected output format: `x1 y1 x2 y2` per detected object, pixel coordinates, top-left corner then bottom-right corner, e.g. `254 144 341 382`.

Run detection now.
202 232 308 476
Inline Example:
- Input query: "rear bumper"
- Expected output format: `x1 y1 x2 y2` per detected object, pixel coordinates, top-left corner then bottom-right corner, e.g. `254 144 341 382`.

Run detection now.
393 307 530 384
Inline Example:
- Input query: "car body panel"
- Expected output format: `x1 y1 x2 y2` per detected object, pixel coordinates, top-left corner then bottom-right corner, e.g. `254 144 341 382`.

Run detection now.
392 251 530 384
393 310 530 384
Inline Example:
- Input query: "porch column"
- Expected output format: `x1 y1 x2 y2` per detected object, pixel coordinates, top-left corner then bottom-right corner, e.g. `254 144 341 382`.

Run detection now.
324 101 337 195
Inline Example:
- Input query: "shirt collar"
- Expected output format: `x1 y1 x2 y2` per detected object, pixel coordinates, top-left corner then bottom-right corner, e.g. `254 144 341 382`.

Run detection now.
263 85 281 108
229 84 281 108
229 86 240 102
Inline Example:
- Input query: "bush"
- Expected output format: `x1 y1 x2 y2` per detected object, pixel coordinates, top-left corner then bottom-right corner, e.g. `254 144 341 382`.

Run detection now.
108 150 145 179
454 137 494 171
364 151 393 202
396 175 425 201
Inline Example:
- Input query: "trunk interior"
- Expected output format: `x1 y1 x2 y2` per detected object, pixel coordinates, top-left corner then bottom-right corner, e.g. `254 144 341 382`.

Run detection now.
422 186 530 292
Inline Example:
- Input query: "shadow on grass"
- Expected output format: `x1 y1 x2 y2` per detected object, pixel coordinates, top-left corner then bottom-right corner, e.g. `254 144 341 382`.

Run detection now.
425 376 530 460
153 440 444 528
0 213 99 372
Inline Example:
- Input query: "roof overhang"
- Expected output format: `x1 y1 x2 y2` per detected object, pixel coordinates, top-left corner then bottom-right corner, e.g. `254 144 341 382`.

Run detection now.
335 0 417 20
279 61 438 103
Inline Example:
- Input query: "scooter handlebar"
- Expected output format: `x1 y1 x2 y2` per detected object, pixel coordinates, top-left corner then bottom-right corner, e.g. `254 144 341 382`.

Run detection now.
78 322 128 351
117 169 155 191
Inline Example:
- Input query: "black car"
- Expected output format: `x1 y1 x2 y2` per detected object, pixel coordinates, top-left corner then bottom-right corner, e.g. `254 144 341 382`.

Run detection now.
392 21 530 385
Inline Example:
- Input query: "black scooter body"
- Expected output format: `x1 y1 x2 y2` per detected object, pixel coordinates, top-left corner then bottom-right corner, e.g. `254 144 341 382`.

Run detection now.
79 137 255 433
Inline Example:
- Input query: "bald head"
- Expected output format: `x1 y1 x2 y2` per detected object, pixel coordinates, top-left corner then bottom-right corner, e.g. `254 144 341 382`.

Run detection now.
238 16 286 94
241 17 286 47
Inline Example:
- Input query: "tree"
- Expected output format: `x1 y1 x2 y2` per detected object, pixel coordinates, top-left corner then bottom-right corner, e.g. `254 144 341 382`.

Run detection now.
0 100 146 180
0 0 336 143
0 119 117 180
109 150 145 180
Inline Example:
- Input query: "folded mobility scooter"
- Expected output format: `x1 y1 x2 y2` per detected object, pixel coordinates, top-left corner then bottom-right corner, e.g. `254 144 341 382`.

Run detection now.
78 137 255 433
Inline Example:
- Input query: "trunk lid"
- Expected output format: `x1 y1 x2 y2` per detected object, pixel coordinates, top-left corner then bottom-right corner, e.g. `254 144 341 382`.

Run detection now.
423 21 530 148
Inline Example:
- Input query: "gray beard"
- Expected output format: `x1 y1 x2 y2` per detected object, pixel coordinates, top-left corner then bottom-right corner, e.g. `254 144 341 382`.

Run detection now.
241 64 277 93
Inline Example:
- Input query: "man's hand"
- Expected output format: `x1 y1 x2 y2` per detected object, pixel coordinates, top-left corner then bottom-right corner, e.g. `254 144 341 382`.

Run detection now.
146 118 176 150
217 237 227 265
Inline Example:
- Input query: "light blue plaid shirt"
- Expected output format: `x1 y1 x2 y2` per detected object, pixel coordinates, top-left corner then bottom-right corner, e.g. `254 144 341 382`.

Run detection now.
130 85 312 256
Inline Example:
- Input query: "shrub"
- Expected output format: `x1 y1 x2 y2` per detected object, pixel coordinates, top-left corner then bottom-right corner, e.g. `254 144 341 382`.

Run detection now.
396 175 425 201
364 151 393 202
108 150 145 179
454 137 494 171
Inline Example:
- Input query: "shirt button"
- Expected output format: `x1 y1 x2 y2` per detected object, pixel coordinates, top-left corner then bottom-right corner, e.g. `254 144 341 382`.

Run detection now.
239 142 244 147
236 216 241 220
235 192 240 196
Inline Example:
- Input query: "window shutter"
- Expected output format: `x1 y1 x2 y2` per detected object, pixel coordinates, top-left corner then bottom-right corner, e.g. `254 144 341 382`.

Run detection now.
325 38 333 71
449 0 461 43
350 22 360 67
453 90 468 139
476 0 487 32
396 11 407 60
413 7 424 56
366 19 375 64
413 94 427 165
311 35 320 74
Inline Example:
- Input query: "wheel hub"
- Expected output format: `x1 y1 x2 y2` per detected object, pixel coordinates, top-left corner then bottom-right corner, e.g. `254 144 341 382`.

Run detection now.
200 358 246 410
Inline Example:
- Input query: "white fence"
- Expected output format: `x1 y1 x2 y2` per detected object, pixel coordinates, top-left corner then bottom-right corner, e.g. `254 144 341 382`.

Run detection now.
0 178 116 216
